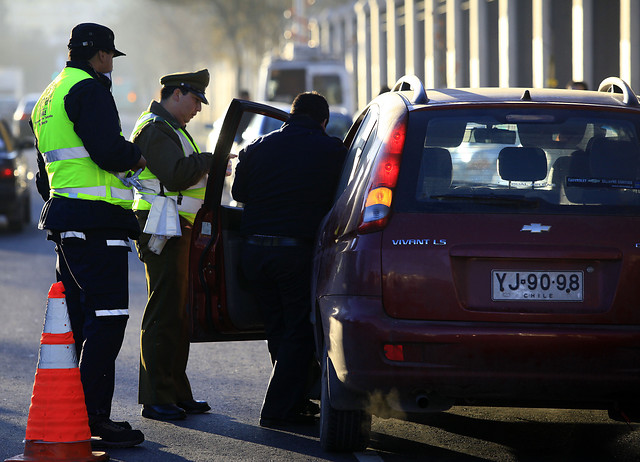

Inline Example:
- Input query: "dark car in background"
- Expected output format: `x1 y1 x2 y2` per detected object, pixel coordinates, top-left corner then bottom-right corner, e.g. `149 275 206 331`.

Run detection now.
0 119 31 231
12 93 39 144
187 77 640 452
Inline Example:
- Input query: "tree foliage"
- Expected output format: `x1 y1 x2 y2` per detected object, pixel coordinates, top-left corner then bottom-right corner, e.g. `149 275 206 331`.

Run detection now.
145 0 357 86
148 0 290 90
208 0 289 56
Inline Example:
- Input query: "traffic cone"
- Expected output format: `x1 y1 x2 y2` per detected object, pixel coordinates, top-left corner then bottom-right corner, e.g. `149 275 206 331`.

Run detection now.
5 282 108 462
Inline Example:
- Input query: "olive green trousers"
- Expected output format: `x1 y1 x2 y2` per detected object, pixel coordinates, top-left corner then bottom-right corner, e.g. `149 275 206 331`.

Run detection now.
135 212 194 405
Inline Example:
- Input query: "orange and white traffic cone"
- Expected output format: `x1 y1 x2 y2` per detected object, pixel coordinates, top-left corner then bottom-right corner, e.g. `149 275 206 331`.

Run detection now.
5 282 108 462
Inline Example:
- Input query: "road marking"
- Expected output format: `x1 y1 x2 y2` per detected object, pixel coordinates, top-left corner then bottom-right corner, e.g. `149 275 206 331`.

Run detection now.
354 451 384 462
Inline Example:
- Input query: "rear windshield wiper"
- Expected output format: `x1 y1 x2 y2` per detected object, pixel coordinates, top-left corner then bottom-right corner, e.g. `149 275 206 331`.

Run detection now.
430 193 541 208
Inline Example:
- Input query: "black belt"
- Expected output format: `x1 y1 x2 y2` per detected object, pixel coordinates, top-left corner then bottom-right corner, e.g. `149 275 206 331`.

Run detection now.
246 234 311 247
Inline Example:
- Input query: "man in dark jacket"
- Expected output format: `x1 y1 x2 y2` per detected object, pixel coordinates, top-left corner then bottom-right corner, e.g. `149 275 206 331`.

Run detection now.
31 23 146 448
232 92 347 427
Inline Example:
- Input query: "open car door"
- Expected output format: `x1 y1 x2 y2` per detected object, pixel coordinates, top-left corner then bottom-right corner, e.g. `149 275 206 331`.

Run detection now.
187 99 289 342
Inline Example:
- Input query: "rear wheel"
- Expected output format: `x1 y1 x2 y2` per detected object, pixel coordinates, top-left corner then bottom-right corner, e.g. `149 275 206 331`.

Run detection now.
319 348 371 452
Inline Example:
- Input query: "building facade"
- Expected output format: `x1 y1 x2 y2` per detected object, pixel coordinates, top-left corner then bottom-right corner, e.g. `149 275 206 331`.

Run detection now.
310 0 640 112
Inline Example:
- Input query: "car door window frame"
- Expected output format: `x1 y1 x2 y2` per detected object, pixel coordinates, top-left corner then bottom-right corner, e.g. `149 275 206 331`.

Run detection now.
188 99 288 342
334 106 379 200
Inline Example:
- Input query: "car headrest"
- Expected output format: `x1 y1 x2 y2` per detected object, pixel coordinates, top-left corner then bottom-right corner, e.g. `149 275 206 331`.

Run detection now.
498 147 547 182
588 138 639 180
420 147 452 194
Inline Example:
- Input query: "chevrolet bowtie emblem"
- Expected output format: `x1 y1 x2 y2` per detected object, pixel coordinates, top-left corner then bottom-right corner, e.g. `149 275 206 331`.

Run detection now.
521 223 551 233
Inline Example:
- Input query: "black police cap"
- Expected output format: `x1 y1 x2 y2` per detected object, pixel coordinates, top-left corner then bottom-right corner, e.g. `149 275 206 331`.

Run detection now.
68 23 125 57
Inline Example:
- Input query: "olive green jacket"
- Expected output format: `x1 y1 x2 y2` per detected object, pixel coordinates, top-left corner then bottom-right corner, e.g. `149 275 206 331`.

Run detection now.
132 100 213 192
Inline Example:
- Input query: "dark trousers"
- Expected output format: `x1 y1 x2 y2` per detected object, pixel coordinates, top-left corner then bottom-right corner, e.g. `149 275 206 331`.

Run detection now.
135 213 194 405
240 243 316 419
51 229 131 422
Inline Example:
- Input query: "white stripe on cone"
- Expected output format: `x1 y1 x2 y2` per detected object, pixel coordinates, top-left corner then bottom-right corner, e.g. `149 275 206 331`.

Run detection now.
43 297 72 335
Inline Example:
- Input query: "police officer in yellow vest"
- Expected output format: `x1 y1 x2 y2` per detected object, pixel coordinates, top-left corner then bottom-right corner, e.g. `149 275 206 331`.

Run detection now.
130 70 213 421
31 23 146 448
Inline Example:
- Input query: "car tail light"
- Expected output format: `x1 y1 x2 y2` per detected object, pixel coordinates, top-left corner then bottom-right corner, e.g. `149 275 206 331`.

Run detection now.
0 167 13 178
358 114 407 233
383 344 404 361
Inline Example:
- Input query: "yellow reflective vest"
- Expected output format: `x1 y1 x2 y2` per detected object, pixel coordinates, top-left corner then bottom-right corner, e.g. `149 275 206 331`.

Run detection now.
31 67 134 209
130 112 206 224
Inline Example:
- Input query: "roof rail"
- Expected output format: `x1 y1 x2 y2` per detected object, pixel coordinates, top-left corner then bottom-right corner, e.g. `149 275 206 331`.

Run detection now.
597 77 639 107
391 75 429 104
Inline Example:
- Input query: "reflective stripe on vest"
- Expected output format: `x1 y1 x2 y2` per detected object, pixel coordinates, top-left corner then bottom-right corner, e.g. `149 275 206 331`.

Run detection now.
130 111 206 224
135 191 204 215
54 185 134 201
31 67 134 209
43 146 90 163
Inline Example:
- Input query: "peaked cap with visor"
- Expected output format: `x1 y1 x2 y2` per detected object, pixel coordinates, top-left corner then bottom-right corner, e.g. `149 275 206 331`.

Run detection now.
160 69 210 105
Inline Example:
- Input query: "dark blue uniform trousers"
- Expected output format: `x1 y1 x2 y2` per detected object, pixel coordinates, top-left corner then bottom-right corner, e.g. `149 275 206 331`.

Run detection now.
51 229 131 423
240 242 316 420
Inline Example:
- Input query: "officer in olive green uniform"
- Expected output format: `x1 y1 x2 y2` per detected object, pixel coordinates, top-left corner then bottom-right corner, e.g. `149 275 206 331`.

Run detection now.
131 70 213 421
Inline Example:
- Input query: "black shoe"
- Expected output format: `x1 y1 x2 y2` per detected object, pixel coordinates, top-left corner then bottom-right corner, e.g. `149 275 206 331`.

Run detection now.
259 413 318 428
298 400 320 417
111 420 132 430
141 403 187 421
177 399 211 414
90 419 144 448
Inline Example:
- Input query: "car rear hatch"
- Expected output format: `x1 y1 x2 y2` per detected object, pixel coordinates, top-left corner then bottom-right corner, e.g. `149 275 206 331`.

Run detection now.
381 212 640 324
380 104 640 325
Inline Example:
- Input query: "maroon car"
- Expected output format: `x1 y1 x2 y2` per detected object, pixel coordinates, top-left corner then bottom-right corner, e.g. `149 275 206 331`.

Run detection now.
188 77 640 452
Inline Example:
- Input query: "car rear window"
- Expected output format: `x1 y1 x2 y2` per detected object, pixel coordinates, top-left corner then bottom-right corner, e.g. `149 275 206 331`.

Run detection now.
395 107 640 215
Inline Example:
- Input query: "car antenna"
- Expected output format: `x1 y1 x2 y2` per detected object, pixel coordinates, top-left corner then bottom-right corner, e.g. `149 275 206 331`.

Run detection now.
521 89 532 101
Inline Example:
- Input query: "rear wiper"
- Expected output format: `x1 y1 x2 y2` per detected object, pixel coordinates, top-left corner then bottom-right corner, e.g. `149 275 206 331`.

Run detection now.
430 193 541 208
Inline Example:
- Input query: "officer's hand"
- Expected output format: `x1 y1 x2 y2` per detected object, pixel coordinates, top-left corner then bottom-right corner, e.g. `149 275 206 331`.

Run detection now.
226 154 237 176
134 155 147 171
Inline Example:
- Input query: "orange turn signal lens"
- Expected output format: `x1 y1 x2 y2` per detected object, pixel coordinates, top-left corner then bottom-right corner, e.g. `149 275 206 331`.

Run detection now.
365 187 392 207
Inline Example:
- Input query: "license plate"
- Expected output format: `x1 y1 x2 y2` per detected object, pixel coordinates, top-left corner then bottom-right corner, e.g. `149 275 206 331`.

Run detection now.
492 270 583 301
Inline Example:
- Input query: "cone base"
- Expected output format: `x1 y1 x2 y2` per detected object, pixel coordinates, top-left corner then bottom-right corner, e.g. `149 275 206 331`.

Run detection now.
4 440 108 462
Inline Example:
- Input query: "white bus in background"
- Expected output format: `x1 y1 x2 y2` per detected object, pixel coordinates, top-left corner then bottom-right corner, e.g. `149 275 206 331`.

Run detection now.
257 45 355 117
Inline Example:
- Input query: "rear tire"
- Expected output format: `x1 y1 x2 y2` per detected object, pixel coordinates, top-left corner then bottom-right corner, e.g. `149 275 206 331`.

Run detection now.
319 348 371 452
